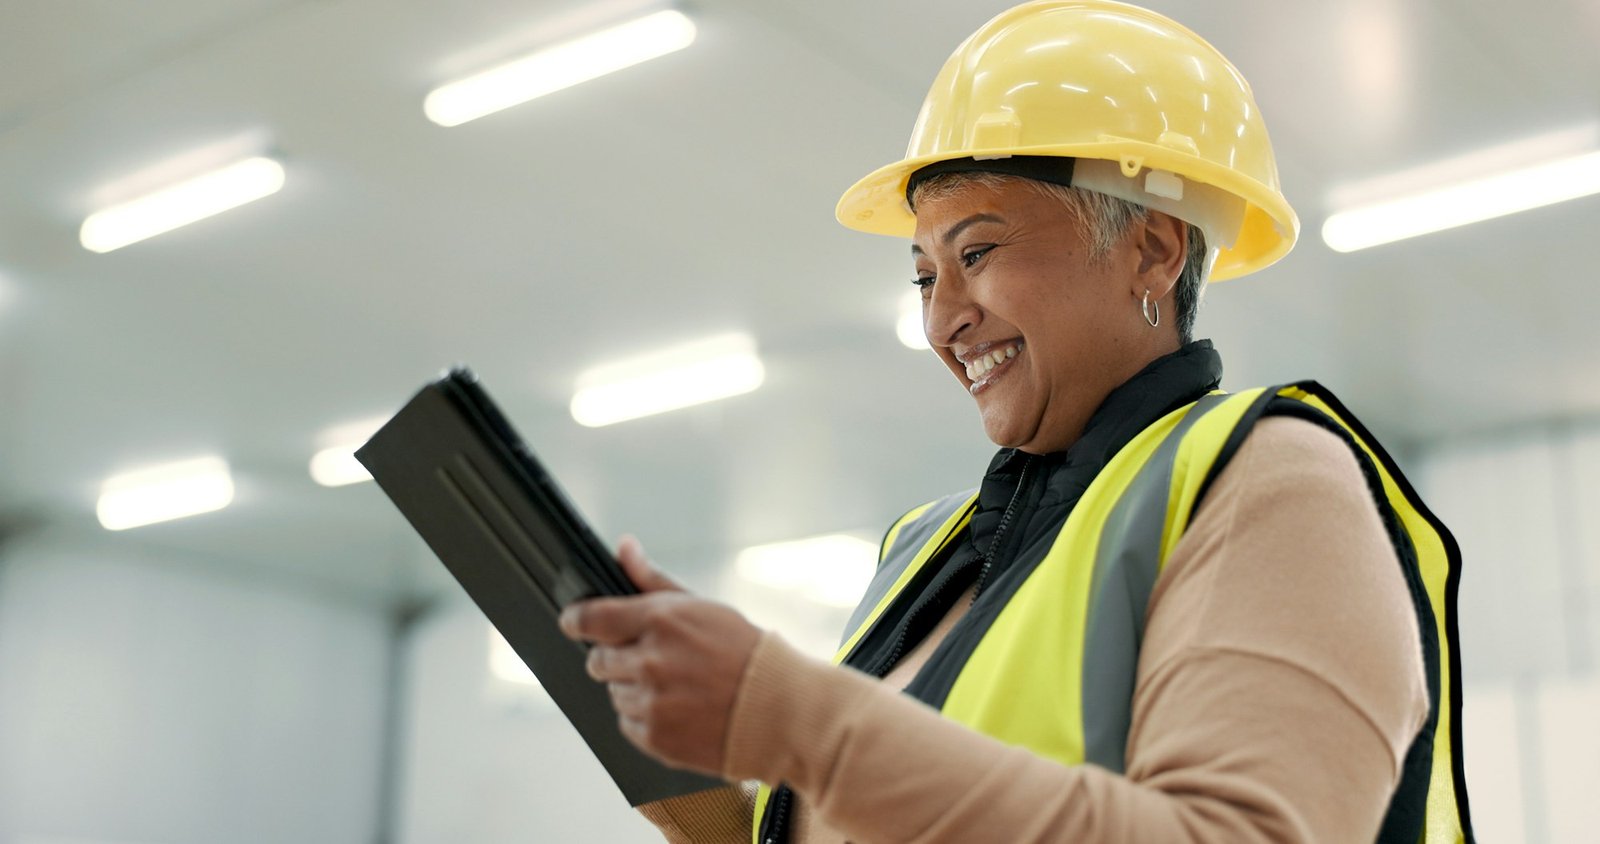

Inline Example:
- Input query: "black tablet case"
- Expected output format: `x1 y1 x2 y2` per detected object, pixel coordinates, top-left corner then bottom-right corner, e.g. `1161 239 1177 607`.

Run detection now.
355 369 723 806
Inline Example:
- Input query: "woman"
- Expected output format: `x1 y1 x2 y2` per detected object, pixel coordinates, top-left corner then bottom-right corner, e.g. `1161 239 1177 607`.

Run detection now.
559 2 1473 841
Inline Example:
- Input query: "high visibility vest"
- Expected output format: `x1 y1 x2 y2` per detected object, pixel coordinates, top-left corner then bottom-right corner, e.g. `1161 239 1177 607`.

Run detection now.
753 383 1473 844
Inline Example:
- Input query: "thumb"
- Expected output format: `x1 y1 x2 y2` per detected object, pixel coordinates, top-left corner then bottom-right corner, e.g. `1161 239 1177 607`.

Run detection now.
615 535 683 593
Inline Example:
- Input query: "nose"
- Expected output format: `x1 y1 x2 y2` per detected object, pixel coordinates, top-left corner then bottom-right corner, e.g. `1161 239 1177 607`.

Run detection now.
924 276 980 348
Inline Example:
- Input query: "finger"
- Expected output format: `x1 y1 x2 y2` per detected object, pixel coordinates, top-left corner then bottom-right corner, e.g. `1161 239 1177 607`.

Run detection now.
586 645 614 682
606 679 650 715
586 645 646 683
617 712 653 755
559 596 652 644
616 535 684 594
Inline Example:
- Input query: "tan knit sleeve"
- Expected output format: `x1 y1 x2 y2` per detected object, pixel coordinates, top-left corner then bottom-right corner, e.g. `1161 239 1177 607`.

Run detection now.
635 781 756 843
717 415 1429 843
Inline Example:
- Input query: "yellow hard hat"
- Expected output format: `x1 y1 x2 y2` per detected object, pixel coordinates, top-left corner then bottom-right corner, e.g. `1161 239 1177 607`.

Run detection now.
836 0 1299 281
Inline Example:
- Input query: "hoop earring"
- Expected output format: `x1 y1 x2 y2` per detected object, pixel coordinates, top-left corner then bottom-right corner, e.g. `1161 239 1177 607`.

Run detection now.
1142 289 1161 328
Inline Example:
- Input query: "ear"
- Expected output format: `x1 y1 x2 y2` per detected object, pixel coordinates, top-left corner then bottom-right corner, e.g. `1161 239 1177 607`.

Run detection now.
1133 210 1188 301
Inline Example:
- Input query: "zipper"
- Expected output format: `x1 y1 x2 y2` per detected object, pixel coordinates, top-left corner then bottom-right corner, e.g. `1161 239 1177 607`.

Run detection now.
973 454 1037 602
762 786 793 844
862 551 983 679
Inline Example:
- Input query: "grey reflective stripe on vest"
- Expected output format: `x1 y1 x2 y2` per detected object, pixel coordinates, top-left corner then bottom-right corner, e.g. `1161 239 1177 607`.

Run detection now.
840 491 978 649
1081 393 1228 772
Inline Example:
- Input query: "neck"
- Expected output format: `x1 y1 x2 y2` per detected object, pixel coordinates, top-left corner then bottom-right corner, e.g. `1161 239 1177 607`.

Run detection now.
1017 338 1216 457
1017 336 1185 455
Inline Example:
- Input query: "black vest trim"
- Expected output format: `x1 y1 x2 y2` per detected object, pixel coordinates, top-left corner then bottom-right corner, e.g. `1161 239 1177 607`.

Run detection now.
1262 385 1475 843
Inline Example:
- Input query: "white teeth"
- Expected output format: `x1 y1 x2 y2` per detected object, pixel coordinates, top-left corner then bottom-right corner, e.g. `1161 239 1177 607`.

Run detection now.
965 342 1023 382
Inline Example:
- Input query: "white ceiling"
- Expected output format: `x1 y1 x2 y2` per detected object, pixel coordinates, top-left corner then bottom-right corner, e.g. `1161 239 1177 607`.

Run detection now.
2 0 1597 607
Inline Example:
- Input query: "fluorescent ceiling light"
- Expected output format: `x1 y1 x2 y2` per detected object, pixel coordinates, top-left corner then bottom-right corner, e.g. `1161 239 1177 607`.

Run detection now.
80 157 285 253
571 331 764 427
309 445 372 487
425 9 696 127
897 289 930 350
97 456 235 531
308 417 387 487
1321 127 1600 252
736 533 877 608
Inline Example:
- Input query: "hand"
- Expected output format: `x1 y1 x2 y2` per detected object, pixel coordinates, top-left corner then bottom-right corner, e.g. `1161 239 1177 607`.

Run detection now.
557 535 761 776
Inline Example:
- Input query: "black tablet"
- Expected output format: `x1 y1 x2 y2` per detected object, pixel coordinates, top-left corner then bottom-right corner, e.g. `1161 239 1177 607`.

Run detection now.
356 367 722 806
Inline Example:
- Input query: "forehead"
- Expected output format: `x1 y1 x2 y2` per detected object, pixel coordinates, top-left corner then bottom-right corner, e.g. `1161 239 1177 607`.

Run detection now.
910 177 1072 248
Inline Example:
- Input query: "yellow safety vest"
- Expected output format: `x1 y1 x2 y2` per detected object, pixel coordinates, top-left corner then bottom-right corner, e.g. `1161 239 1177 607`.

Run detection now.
752 383 1473 843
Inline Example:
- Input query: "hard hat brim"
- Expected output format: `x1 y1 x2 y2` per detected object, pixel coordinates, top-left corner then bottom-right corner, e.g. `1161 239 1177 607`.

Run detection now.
835 144 1300 282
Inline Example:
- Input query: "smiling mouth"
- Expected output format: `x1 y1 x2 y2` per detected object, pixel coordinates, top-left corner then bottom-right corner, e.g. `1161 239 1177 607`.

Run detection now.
965 340 1024 395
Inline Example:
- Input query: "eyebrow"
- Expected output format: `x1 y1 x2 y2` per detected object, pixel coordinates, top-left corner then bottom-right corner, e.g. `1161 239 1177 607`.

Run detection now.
910 212 1005 255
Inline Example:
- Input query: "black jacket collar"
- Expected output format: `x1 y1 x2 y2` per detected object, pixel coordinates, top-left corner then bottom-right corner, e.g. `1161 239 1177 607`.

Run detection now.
971 340 1223 548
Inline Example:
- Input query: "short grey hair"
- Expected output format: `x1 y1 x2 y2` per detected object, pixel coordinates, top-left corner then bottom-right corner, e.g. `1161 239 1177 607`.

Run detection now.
910 171 1209 343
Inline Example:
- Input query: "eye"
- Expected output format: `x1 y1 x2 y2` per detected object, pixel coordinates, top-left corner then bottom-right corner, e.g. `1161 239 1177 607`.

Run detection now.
960 246 995 268
912 274 935 290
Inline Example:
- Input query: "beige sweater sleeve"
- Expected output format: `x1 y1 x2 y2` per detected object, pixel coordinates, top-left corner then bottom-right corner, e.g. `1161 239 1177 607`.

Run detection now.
716 416 1430 843
636 782 756 844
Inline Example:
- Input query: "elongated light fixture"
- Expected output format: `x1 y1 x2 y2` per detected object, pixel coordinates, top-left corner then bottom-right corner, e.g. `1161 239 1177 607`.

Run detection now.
897 289 930 350
97 456 235 531
310 444 372 487
1322 147 1600 253
736 533 877 608
308 417 388 487
425 9 696 127
80 157 285 253
571 331 764 427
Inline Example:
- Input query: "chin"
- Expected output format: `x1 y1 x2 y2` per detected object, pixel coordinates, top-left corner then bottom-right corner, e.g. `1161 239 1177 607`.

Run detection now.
979 417 1030 450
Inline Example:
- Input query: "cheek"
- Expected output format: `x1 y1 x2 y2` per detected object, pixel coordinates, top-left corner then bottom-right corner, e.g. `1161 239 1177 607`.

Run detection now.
1022 290 1117 372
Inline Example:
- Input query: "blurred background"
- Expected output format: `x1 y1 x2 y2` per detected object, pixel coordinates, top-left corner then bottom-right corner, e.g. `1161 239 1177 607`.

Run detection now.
0 0 1596 841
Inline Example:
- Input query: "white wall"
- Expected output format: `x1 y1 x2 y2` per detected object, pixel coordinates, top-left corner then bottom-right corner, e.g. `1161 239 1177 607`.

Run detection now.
0 535 389 844
394 598 662 844
1416 423 1600 843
